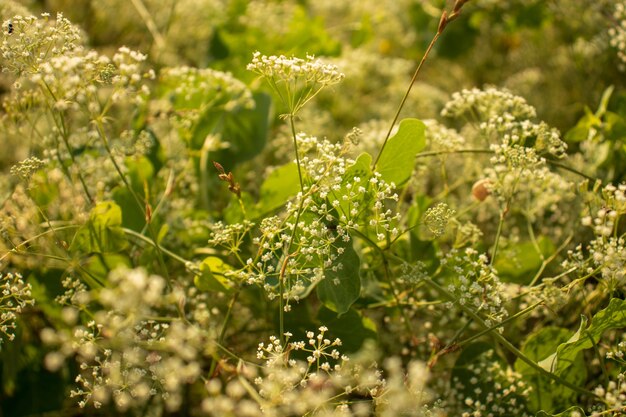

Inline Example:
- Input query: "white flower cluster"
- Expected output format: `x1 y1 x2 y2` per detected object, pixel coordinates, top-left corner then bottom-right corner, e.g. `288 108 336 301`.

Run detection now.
449 349 531 417
441 248 509 328
160 65 254 114
247 52 344 115
441 86 536 122
10 156 46 184
247 52 344 86
0 272 34 344
424 202 456 238
423 119 466 152
609 1 626 70
564 183 626 292
484 141 573 217
208 220 255 254
204 329 436 417
1 13 83 76
593 373 626 415
42 268 214 413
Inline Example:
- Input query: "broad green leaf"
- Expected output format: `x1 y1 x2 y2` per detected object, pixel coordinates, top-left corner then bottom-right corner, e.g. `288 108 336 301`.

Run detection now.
494 237 555 284
316 239 361 315
70 201 128 253
195 256 234 293
515 327 586 412
257 162 301 215
376 118 425 186
539 298 626 375
317 307 377 352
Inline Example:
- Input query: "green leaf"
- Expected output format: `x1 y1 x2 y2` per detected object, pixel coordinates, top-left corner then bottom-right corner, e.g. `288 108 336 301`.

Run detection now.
376 118 425 186
494 237 555 284
316 239 361 315
515 327 586 412
256 163 301 215
195 256 234 293
70 202 129 253
317 307 377 352
538 298 626 376
208 92 271 163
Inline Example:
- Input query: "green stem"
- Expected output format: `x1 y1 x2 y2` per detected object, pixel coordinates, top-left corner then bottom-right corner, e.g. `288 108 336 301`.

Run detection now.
455 301 543 349
289 114 304 192
490 204 508 266
209 290 240 377
373 32 442 168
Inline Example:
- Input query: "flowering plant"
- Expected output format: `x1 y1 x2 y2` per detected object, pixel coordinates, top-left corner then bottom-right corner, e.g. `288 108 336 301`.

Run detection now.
1 1 626 416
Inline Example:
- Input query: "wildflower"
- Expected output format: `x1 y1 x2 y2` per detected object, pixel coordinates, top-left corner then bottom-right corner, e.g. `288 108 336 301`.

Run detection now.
247 52 344 115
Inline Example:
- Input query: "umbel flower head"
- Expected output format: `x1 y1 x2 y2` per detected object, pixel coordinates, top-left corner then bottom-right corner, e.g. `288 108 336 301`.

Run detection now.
247 51 344 115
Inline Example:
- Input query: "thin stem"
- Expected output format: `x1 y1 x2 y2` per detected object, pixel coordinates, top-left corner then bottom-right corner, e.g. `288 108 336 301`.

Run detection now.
373 32 442 168
490 204 508 266
209 290 241 377
455 301 543 349
289 114 304 192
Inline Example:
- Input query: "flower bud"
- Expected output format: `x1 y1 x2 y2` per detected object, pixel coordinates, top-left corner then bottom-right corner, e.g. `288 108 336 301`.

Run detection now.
472 179 492 201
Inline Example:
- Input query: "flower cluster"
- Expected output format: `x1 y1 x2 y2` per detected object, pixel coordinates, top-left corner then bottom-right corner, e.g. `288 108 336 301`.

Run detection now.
423 202 456 238
448 348 531 417
159 66 254 114
563 183 626 292
592 373 626 415
10 156 46 184
424 119 465 152
247 52 344 115
243 133 400 304
609 1 626 69
0 272 34 344
441 86 536 122
440 247 509 327
208 220 255 255
42 268 215 413
1 13 83 76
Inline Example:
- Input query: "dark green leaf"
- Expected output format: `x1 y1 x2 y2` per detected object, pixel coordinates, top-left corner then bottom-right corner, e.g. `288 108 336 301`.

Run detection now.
539 298 626 376
317 307 377 352
316 239 361 315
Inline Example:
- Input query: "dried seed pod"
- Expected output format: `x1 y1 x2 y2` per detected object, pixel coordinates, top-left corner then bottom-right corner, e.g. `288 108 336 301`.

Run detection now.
472 179 492 201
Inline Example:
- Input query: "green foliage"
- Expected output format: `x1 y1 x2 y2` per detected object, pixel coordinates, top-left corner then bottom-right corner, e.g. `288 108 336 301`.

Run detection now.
516 327 587 412
2 1 626 416
316 239 362 315
376 118 426 186
70 201 129 254
539 298 626 376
